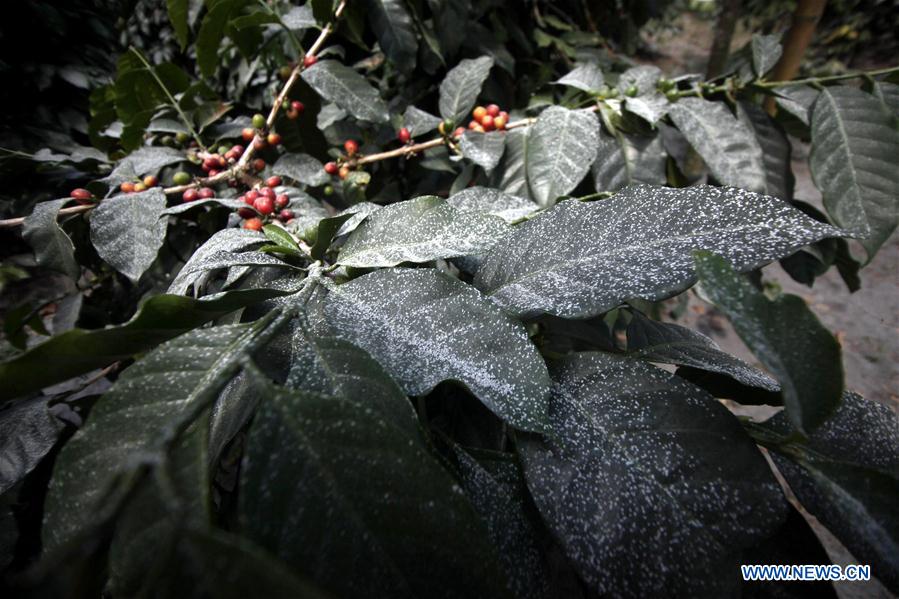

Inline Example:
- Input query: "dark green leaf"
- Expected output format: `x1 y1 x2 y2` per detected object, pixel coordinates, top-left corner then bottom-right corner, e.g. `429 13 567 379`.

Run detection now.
591 129 666 192
272 153 330 187
526 106 600 206
165 0 190 49
301 60 389 123
693 251 842 433
460 130 506 171
0 289 285 402
625 309 779 392
196 0 242 78
240 380 510 598
739 101 794 200
759 391 899 593
520 353 787 596
402 106 441 137
553 63 605 92
323 268 551 431
262 224 300 252
475 185 842 319
0 397 64 494
438 56 494 124
668 97 767 192
810 86 899 261
337 196 510 267
309 213 354 260
364 0 418 72
22 199 80 280
89 188 168 282
751 34 782 77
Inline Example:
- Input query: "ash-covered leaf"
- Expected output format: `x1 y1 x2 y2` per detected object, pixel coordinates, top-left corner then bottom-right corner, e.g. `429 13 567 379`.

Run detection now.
810 86 899 260
738 102 794 201
760 391 899 593
447 186 538 223
334 201 382 236
23 198 80 280
323 268 551 431
694 251 843 433
591 129 666 192
439 56 494 124
272 153 330 187
491 127 530 198
89 188 168 282
281 4 315 30
625 309 779 392
460 130 506 171
553 63 605 92
668 97 767 192
402 106 442 137
526 106 600 207
520 353 787 597
364 0 418 72
101 146 185 187
0 397 65 494
169 229 265 295
772 86 819 126
301 60 389 123
475 184 843 319
337 196 510 268
751 34 782 77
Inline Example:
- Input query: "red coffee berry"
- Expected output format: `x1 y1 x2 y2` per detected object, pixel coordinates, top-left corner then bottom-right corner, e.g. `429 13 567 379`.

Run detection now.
453 127 465 138
472 106 487 121
468 120 479 130
344 139 359 156
499 110 509 121
231 144 244 155
286 108 299 121
339 165 351 179
70 188 93 203
260 187 276 199
208 169 219 177
266 176 282 188
481 115 495 131
493 115 507 130
324 161 339 175
253 138 267 151
243 217 264 231
254 196 275 215
291 100 304 114
120 182 135 193
278 209 295 221
237 207 256 219
267 132 282 146
244 189 259 205
182 188 199 203
198 187 215 199
241 128 255 142
398 127 411 144
253 158 266 172
303 55 317 67
486 104 500 117
275 194 289 209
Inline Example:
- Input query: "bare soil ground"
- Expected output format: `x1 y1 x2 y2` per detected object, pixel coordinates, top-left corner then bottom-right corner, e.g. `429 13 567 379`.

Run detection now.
644 13 898 599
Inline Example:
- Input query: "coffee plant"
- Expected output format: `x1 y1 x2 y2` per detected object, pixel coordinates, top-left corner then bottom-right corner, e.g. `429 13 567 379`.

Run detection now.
1 1 898 597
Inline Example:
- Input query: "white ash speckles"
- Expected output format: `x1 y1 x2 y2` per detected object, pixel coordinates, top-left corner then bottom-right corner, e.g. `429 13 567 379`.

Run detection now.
519 353 787 597
474 184 845 319
323 268 551 432
168 228 265 295
446 186 539 223
337 196 510 268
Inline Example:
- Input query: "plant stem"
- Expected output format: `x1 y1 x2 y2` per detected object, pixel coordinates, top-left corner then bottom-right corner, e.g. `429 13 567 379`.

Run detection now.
130 47 207 152
756 65 899 88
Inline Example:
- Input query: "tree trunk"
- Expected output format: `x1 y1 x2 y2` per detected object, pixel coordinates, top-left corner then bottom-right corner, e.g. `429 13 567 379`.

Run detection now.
706 0 742 79
764 0 827 113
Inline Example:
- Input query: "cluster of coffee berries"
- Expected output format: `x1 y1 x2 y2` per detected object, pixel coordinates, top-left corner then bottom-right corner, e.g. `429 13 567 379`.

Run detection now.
181 187 215 203
437 119 466 139
241 113 282 152
284 100 305 120
323 139 361 180
237 176 293 230
119 175 158 194
468 104 509 132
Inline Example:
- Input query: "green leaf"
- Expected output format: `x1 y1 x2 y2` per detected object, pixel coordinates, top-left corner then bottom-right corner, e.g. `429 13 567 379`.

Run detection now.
526 106 600 207
438 56 494 124
262 224 300 252
450 446 553 599
693 251 842 433
43 313 286 551
196 0 242 78
773 86 819 126
337 196 510 268
89 188 168 282
272 153 329 187
751 34 782 77
759 391 899 593
491 127 530 198
459 130 506 171
0 397 64 494
323 268 551 431
591 129 666 192
282 5 316 30
168 229 266 295
553 63 605 92
22 199 80 280
102 146 186 187
625 309 779 392
872 80 899 121
739 101 794 201
520 353 787 596
809 86 899 261
475 184 842 319
165 0 190 49
426 0 468 56
402 106 441 136
364 0 418 72
308 213 354 260
300 60 389 123
668 97 767 193
240 380 510 598
618 66 670 124
0 289 285 402
447 186 538 223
